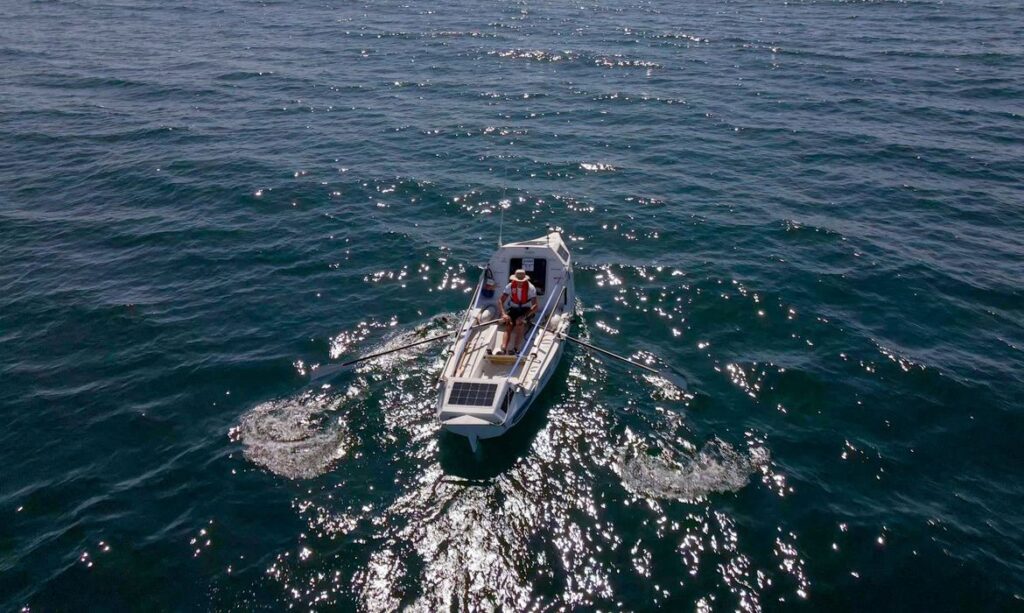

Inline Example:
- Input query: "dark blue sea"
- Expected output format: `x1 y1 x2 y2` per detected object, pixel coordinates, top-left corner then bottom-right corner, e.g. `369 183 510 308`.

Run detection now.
2 0 1023 610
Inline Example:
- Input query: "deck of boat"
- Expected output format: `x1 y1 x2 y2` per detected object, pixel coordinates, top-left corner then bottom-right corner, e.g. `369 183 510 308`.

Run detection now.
454 318 561 390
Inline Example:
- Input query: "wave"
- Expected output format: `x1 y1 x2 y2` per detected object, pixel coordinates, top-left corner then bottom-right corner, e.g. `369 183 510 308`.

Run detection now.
488 49 660 69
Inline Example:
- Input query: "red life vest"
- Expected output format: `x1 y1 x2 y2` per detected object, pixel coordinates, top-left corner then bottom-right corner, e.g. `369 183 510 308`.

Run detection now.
509 280 530 305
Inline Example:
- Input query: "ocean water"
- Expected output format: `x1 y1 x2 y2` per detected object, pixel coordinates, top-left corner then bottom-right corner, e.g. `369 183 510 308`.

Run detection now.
2 0 1023 610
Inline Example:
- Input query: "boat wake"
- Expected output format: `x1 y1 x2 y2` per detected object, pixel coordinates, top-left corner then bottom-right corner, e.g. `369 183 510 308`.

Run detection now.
232 314 458 479
230 391 352 480
618 438 769 501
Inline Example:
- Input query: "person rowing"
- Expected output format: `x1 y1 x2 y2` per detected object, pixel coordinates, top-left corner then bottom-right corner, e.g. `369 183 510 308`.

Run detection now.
497 268 538 355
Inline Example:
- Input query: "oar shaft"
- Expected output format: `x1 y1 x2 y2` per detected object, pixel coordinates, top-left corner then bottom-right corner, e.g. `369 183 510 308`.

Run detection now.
340 332 450 367
561 333 660 374
338 318 501 368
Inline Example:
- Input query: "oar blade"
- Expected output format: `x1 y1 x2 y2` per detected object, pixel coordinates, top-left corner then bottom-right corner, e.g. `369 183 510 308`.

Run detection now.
308 361 352 383
658 367 689 393
561 332 688 396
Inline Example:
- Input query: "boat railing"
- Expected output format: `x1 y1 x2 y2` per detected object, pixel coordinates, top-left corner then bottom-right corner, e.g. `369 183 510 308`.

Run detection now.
441 267 487 381
509 284 566 383
459 267 487 333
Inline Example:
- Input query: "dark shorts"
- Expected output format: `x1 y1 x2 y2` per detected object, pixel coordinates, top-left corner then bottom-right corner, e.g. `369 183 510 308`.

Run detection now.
506 306 533 324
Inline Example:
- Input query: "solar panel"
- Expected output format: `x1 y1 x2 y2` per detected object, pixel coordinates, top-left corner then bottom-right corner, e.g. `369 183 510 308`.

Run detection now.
448 382 499 407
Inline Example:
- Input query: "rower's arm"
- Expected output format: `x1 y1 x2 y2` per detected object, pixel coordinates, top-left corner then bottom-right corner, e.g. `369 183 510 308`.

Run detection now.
498 294 509 318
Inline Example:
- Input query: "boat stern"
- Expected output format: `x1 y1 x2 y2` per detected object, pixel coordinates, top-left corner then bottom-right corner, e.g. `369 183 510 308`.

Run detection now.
436 377 511 446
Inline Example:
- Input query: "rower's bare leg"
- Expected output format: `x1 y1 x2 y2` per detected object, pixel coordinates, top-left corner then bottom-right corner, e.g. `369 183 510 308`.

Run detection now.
502 320 514 353
514 320 526 353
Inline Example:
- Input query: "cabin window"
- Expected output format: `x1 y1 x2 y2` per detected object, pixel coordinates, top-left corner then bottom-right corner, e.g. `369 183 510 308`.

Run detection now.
509 257 547 294
557 244 570 261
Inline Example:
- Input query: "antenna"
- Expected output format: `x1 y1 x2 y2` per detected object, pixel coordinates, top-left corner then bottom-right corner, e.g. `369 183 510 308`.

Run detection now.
499 138 509 247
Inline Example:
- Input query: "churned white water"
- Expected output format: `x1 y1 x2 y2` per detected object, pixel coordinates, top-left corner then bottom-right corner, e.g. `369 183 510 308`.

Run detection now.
619 438 770 501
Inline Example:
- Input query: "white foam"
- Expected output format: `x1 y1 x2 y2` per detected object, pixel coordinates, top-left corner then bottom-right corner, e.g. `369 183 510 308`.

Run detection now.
232 392 349 480
619 438 769 501
232 315 458 479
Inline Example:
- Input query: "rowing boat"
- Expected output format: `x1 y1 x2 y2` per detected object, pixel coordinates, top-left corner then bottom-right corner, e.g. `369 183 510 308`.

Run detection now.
436 232 575 451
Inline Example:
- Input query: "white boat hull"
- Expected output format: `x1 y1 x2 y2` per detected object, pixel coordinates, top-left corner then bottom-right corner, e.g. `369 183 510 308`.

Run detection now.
436 232 574 451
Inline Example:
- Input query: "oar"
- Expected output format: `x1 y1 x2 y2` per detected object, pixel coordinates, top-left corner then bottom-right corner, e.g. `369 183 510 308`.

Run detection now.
560 333 688 391
309 318 502 382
